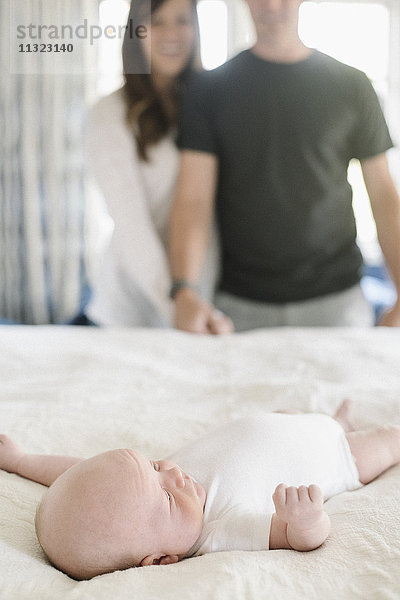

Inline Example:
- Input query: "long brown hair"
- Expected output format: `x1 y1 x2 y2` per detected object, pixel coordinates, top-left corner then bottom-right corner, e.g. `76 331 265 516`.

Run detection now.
122 0 201 161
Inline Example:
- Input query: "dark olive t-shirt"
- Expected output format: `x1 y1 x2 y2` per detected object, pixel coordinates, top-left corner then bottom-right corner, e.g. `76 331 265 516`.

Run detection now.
177 50 393 303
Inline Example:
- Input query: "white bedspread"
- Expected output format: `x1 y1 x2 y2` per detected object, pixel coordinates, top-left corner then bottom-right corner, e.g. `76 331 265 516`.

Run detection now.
1 326 399 599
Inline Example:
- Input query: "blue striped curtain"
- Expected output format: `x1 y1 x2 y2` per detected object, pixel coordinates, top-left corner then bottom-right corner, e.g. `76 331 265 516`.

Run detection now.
0 1 98 324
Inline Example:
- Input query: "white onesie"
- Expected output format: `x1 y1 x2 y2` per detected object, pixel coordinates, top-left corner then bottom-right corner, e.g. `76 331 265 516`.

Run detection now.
168 414 362 556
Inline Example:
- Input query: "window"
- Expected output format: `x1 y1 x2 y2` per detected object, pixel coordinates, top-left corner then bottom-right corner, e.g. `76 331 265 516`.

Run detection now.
97 0 130 96
197 0 228 70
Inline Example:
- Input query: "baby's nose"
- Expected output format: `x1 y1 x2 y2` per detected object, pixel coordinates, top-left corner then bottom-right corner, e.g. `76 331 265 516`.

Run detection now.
168 466 185 488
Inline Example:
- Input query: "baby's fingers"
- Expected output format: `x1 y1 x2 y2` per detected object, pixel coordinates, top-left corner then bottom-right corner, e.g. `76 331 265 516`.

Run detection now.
308 484 323 504
272 483 288 509
286 485 301 505
298 485 312 503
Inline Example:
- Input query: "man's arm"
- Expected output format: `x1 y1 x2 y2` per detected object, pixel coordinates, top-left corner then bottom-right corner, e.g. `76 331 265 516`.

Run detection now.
169 150 233 334
361 152 400 326
0 434 82 487
269 484 331 551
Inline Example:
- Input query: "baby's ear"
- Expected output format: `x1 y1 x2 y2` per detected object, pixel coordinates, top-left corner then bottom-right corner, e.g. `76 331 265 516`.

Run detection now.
140 554 179 566
140 554 161 566
159 555 179 565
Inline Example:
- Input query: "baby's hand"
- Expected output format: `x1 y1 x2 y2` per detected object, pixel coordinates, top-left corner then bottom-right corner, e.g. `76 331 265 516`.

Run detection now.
272 483 324 531
0 434 24 474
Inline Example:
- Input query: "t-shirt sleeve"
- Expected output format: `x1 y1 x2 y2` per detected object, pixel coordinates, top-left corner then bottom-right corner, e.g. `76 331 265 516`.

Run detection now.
177 73 218 155
193 510 272 555
349 71 394 160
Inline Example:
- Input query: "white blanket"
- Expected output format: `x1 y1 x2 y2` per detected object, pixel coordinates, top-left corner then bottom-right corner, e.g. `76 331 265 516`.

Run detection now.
1 326 400 599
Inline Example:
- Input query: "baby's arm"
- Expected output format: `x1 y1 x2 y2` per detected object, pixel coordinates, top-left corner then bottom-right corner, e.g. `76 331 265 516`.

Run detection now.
269 483 330 551
0 434 82 486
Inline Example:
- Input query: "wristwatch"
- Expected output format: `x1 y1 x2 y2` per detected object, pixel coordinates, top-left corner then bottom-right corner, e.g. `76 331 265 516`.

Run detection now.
169 279 200 300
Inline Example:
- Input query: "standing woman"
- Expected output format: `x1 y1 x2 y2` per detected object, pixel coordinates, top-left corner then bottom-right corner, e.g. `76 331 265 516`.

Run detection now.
85 0 205 326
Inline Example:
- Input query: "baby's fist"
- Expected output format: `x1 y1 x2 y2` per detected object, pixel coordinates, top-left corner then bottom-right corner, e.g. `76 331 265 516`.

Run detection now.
0 434 24 474
272 483 324 529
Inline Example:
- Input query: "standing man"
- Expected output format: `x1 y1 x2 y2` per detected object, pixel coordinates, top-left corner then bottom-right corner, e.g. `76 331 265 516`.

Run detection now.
169 0 400 333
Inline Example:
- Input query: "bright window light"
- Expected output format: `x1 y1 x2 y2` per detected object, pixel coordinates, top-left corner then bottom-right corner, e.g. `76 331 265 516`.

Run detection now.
97 0 130 95
197 0 228 70
299 2 389 83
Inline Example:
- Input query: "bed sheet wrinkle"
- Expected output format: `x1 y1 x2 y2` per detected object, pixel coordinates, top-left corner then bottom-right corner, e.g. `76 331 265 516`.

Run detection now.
0 326 400 599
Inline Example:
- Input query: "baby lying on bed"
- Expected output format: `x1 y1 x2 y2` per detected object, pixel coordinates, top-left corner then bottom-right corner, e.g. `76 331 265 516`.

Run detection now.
1 401 399 580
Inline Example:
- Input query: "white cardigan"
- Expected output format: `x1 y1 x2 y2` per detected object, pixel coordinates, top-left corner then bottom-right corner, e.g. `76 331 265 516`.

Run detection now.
86 88 218 327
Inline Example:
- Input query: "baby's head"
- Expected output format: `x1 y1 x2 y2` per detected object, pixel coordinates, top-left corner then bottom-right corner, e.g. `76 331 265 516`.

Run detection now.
35 449 206 579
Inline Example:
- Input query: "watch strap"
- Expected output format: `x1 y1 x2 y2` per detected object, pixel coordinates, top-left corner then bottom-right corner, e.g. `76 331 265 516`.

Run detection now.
169 279 200 300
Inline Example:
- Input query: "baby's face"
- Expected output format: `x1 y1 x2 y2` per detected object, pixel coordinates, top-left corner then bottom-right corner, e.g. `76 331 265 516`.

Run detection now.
133 452 206 565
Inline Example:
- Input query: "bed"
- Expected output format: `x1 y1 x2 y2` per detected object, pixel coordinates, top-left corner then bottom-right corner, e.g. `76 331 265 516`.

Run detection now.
1 325 399 599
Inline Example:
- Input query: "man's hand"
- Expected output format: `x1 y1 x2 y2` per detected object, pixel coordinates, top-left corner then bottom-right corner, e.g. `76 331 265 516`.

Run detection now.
271 483 330 551
174 288 234 335
377 301 400 327
0 434 24 474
